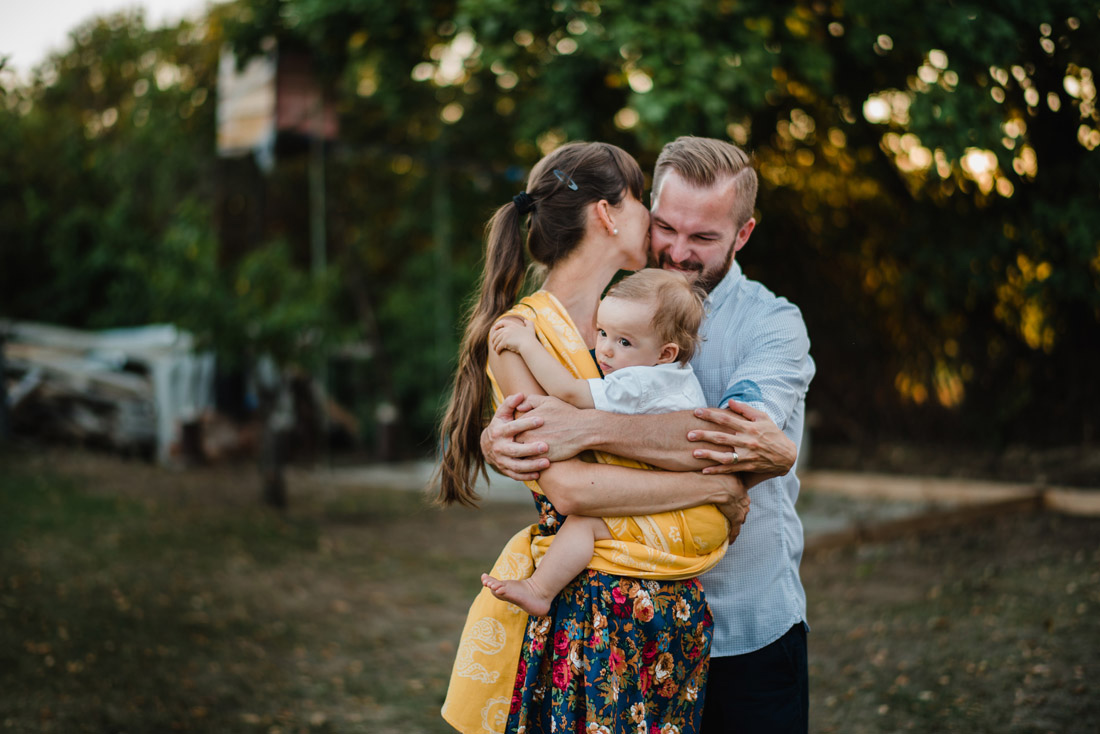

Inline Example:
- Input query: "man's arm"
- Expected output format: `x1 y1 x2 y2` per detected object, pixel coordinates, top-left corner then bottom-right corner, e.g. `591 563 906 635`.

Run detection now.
476 390 779 484
497 395 794 481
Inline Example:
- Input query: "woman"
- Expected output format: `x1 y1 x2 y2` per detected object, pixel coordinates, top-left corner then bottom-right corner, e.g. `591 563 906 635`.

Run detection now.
438 142 738 734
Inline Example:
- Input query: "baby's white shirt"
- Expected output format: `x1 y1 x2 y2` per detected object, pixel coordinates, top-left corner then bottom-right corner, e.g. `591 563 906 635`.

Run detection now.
587 363 707 415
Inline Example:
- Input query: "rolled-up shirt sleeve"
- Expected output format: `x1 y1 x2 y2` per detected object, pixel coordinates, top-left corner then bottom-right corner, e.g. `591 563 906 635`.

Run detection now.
718 302 814 430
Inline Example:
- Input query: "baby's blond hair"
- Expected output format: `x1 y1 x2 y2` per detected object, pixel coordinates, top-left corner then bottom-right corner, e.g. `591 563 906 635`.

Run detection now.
604 269 706 364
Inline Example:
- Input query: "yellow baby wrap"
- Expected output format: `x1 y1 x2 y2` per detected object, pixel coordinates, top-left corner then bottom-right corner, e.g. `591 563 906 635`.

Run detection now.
441 291 729 734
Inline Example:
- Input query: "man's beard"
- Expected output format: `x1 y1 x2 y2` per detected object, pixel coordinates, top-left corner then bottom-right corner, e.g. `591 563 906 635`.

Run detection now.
653 245 734 294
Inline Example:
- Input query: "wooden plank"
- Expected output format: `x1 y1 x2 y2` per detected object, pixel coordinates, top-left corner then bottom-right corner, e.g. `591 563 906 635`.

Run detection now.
6 353 150 397
4 320 188 354
802 470 1038 505
1044 488 1100 517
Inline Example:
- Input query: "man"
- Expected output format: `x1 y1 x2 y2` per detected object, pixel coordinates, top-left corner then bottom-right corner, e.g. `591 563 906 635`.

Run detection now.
483 137 815 732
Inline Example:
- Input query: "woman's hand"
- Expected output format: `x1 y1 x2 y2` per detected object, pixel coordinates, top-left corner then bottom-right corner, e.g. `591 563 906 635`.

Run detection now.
490 317 537 355
710 472 750 543
687 401 797 477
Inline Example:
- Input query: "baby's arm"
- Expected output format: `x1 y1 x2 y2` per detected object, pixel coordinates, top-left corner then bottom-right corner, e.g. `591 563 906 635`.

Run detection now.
490 319 595 408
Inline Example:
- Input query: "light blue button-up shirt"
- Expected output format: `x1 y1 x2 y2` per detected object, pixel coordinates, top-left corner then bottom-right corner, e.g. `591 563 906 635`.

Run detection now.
690 259 815 657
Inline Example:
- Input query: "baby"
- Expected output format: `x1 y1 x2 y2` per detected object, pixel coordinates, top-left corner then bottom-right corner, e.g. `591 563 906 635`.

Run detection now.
481 268 716 616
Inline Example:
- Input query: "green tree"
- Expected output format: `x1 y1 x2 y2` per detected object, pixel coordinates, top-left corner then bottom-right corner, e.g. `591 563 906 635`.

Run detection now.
1 11 220 327
6 0 1097 464
215 0 1099 452
447 0 1100 445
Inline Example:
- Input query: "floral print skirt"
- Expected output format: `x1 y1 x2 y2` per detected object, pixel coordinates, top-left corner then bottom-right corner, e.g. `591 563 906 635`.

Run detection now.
506 495 713 734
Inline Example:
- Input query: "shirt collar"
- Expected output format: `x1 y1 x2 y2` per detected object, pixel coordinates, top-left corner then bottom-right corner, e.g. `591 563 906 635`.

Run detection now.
704 258 744 313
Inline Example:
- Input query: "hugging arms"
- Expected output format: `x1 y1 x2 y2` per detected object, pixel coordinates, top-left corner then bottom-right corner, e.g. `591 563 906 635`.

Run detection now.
481 391 797 539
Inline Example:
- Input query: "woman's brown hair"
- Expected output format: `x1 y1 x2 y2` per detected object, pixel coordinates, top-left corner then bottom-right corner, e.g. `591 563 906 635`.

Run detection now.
436 142 644 506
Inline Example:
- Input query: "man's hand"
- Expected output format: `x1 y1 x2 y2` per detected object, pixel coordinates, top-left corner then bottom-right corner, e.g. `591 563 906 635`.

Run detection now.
510 394 592 462
687 401 797 477
713 473 750 543
480 393 550 481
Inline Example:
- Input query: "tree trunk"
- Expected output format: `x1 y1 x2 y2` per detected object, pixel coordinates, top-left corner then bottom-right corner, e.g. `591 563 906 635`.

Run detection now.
255 360 292 509
0 328 9 443
260 418 287 509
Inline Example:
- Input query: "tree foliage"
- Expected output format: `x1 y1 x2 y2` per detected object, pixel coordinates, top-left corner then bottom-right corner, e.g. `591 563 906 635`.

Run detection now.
3 1 1097 456
0 9 338 371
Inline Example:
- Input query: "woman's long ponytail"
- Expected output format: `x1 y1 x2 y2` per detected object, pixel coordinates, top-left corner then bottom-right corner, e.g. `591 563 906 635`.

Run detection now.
434 141 644 507
435 202 528 506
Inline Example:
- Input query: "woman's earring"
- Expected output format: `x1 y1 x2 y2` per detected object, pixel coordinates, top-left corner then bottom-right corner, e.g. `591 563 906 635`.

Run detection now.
613 228 619 235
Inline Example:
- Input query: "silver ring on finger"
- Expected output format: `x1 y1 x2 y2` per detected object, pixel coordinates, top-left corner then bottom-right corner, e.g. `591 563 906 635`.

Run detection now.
731 452 739 464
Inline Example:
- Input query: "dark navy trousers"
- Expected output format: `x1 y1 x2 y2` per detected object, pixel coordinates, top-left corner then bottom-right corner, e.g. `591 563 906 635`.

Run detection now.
701 623 809 734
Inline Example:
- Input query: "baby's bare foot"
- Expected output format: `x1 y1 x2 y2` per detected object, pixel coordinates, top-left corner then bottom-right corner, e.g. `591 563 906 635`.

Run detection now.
481 573 552 617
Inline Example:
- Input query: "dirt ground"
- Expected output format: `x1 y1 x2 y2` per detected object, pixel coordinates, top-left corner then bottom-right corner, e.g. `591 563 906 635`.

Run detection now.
2 447 1098 733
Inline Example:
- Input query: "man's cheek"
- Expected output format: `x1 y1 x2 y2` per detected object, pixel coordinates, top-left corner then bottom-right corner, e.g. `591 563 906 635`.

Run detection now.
647 239 668 265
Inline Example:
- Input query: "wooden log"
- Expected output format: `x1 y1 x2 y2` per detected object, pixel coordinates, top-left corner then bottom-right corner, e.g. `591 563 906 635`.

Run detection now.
802 470 1038 505
1043 487 1100 517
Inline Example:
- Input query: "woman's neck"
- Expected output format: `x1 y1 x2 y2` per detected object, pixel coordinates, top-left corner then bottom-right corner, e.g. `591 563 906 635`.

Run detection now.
541 245 622 346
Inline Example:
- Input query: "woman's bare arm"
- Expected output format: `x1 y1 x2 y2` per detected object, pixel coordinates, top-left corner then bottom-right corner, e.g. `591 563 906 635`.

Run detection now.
537 458 750 542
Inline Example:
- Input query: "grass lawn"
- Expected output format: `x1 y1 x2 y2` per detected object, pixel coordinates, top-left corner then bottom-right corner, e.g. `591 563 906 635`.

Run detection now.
1 448 1097 733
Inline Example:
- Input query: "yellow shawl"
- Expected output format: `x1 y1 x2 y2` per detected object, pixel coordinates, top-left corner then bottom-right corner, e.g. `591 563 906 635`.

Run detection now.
441 291 728 734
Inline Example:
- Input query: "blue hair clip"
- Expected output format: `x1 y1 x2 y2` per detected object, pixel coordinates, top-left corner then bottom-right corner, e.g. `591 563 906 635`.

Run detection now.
553 169 579 190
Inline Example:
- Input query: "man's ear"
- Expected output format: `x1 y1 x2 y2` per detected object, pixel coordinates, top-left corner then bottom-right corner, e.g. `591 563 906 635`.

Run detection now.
733 217 756 254
657 343 680 364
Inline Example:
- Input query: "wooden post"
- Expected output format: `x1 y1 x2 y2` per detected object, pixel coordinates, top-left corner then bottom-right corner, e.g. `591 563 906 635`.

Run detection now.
0 324 9 443
259 379 289 509
309 96 330 468
309 97 327 278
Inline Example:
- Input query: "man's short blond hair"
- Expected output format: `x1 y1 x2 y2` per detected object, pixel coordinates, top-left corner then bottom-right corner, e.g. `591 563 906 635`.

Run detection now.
605 269 706 364
652 136 759 229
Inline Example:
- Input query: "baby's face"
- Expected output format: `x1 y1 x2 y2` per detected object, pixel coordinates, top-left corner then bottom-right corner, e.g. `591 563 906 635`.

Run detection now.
594 296 667 375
